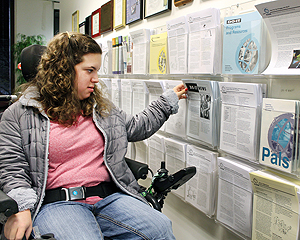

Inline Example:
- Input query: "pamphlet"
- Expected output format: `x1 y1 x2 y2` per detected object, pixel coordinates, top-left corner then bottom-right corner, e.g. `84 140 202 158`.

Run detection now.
149 32 168 74
222 11 269 74
255 0 300 74
166 16 189 74
250 170 300 240
259 98 300 174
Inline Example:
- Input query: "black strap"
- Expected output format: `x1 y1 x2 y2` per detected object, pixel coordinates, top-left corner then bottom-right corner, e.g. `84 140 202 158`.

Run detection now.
43 182 119 205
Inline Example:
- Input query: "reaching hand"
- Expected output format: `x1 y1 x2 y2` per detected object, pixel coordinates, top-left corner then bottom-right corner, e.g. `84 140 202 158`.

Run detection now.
4 209 32 240
173 84 188 100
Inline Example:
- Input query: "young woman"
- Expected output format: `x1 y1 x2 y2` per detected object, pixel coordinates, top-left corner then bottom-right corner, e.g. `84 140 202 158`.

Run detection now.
0 32 187 240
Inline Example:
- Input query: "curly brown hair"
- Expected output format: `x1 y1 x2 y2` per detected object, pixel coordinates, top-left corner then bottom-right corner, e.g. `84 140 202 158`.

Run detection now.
20 32 112 126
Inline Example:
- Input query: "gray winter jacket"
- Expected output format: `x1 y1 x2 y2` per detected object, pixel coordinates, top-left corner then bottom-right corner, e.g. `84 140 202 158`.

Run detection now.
0 87 179 222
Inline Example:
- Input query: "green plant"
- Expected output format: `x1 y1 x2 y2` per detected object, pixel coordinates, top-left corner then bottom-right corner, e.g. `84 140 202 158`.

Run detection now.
13 33 46 85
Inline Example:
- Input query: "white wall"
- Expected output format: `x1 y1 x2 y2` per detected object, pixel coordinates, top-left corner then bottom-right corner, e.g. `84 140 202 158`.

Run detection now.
58 0 274 239
15 0 54 43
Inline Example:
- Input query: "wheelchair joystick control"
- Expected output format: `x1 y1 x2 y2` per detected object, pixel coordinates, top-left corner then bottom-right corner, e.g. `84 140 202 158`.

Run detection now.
141 161 196 212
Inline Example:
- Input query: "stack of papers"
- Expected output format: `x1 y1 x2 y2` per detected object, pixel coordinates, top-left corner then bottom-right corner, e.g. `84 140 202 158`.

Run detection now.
250 170 300 240
217 157 259 239
111 78 121 108
121 79 133 114
129 29 152 74
219 82 266 161
164 138 187 199
185 144 218 217
166 16 189 74
148 133 165 173
131 79 149 115
186 8 221 74
255 0 300 75
98 78 112 101
133 140 148 165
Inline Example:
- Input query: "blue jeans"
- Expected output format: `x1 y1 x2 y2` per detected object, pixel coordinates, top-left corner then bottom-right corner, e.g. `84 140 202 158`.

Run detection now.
33 193 175 240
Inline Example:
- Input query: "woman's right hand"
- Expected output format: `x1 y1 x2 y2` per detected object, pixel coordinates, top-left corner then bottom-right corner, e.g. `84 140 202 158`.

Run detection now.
4 209 32 240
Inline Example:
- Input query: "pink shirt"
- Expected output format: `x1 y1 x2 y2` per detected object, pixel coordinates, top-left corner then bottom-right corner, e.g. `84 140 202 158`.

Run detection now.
47 115 111 204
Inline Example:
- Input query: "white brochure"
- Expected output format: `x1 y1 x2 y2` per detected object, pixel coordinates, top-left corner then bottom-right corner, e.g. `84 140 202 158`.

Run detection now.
129 29 151 74
163 80 187 138
164 138 187 199
219 82 265 161
148 133 165 173
111 78 121 108
98 78 112 101
185 144 218 217
255 0 300 74
145 80 165 132
133 140 148 165
131 79 149 115
186 8 221 74
121 79 133 115
217 157 258 239
166 16 189 74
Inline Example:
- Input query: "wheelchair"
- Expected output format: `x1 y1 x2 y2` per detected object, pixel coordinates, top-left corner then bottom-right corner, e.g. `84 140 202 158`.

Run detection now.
0 44 196 240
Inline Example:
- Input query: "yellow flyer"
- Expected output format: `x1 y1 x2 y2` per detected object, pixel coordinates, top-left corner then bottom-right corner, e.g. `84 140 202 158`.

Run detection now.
250 170 300 240
149 32 168 74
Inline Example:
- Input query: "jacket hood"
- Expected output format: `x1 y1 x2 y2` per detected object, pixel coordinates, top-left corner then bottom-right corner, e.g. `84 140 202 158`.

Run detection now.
19 86 45 114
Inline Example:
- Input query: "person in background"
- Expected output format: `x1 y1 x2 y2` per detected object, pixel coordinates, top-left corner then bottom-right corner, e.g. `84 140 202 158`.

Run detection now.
0 32 187 240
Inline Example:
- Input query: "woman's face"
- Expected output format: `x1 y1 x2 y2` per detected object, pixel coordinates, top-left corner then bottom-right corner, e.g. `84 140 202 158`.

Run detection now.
74 53 101 100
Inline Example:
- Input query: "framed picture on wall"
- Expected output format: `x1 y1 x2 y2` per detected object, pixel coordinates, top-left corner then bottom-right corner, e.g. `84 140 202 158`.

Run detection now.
72 10 79 32
101 0 113 34
91 7 101 38
144 0 171 18
85 15 92 36
174 0 193 7
79 21 85 34
113 0 126 29
126 0 143 24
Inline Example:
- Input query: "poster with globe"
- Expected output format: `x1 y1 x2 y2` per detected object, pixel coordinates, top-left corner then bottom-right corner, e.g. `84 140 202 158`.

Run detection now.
259 98 300 174
222 11 269 74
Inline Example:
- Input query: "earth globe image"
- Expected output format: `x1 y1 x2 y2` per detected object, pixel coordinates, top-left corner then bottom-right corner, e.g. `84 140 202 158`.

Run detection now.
267 113 294 159
236 35 259 73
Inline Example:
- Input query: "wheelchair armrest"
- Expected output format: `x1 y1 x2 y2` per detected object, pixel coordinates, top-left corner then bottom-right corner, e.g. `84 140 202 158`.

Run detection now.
0 190 18 218
125 158 149 180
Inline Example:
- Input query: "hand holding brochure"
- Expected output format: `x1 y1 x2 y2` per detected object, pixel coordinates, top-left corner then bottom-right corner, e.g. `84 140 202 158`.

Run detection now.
183 79 220 148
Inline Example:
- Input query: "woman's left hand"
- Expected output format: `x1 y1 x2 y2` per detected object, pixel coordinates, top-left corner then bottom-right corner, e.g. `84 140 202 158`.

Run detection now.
173 84 188 100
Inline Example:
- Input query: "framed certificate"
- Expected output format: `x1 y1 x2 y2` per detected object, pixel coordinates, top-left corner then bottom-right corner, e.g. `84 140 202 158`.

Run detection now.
144 0 171 18
113 0 126 29
101 0 113 34
91 8 101 38
72 10 79 32
126 0 143 24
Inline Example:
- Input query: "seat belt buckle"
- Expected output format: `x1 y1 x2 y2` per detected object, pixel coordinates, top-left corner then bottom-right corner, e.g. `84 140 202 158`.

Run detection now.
62 186 86 201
